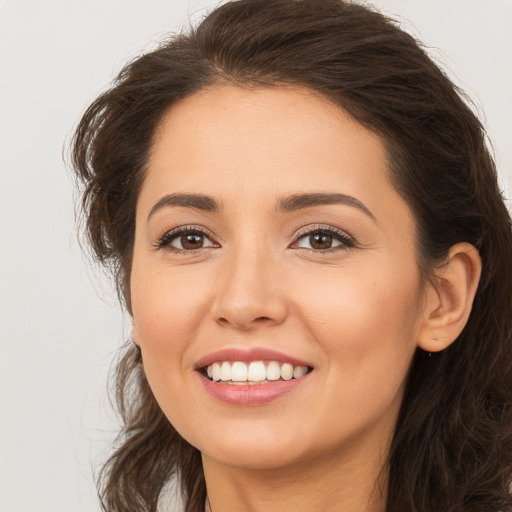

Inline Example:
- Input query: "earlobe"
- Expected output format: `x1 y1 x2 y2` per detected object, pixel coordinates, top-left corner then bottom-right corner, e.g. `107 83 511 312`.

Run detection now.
417 243 482 352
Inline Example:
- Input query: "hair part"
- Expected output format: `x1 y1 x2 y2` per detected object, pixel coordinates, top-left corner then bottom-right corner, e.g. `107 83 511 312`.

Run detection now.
71 1 512 510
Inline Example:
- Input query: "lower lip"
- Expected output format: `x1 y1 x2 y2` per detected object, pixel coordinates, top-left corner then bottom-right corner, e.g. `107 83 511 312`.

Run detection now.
198 373 311 406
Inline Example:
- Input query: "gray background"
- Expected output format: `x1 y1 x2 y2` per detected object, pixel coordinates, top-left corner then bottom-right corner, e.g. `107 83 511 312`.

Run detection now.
1 1 511 510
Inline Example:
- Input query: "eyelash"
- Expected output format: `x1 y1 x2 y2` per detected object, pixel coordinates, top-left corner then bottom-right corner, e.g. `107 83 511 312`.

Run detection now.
154 224 355 255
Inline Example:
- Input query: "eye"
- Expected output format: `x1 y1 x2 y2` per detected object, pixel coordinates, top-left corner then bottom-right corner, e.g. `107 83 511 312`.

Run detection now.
156 226 219 253
292 226 354 252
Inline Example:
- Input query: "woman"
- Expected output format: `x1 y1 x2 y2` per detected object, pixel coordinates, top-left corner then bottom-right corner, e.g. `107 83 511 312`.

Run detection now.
71 0 512 510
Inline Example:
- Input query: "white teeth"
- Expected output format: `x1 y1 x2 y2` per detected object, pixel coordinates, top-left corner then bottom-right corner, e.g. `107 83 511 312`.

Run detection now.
204 360 310 383
266 361 281 381
280 363 294 381
247 361 266 381
231 361 248 381
220 361 232 381
293 365 308 379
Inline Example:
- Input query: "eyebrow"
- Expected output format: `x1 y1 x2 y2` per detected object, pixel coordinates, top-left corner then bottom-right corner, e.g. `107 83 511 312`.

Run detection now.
275 192 375 220
147 192 375 222
148 193 222 220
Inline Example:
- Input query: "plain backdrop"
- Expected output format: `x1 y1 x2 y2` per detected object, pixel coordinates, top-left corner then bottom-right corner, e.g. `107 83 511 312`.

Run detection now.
0 1 511 511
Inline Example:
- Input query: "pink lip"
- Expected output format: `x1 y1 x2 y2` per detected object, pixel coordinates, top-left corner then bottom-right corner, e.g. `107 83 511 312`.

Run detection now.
194 347 312 369
197 371 311 406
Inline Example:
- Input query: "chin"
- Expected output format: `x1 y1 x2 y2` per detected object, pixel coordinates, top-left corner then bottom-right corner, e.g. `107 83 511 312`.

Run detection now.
201 441 309 470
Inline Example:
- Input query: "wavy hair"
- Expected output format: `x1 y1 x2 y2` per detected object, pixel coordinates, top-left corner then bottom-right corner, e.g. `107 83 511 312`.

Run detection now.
71 1 512 510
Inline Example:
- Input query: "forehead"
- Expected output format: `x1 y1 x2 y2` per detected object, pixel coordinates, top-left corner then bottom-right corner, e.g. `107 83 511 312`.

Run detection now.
143 85 393 205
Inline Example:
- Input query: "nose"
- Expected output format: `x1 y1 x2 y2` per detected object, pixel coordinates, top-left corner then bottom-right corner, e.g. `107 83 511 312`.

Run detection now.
210 246 288 331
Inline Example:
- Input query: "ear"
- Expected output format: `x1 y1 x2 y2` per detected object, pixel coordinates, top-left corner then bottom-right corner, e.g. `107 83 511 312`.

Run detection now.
417 242 482 352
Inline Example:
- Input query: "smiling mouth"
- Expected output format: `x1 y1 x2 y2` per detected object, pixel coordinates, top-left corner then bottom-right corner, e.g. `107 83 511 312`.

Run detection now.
201 360 314 384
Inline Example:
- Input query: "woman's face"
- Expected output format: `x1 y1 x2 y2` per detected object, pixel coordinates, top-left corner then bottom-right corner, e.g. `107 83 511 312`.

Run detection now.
131 85 427 470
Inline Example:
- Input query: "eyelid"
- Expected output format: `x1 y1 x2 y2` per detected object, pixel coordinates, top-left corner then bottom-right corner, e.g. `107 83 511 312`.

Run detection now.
293 223 352 239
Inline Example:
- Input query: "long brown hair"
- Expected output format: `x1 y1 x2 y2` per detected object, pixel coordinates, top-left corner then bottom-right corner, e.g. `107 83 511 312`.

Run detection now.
71 1 512 510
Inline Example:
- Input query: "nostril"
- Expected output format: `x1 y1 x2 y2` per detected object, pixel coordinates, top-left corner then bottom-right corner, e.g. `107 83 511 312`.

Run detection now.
216 315 273 330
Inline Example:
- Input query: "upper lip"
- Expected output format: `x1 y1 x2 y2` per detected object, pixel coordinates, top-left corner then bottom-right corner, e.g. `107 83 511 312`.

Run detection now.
194 347 313 370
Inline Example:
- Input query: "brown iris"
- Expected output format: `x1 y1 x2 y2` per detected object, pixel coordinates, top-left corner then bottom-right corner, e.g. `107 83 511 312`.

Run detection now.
181 233 205 250
309 232 333 250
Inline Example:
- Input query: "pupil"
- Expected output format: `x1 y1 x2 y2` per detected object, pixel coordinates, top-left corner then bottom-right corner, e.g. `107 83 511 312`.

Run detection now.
311 232 332 249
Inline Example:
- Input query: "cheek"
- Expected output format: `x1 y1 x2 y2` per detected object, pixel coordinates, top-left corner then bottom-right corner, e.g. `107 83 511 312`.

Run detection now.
292 261 422 391
129 263 212 425
129 259 224 422
131 261 212 353
295 257 421 328
278 263 422 451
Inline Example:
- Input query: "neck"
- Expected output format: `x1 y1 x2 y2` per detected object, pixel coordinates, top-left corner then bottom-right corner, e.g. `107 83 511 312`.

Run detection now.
202 436 389 512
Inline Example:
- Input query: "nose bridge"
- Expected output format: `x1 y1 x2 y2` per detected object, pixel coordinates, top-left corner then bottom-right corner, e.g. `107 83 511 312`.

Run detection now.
211 233 287 330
